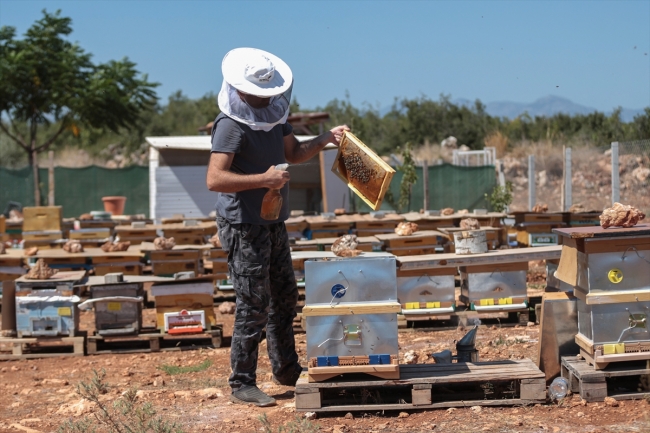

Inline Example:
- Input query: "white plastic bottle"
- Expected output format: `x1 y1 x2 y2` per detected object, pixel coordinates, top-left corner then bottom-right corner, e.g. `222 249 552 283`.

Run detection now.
548 376 570 400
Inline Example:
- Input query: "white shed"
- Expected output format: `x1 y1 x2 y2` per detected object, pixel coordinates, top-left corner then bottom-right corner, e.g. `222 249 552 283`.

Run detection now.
145 136 348 222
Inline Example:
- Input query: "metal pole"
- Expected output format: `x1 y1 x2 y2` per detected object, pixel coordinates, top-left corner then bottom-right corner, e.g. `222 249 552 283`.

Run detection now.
48 150 55 206
528 154 536 211
564 147 572 211
422 160 429 211
611 142 620 204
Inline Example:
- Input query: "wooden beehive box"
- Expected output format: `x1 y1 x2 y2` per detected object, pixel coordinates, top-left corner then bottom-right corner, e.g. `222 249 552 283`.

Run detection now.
22 206 62 232
331 131 395 211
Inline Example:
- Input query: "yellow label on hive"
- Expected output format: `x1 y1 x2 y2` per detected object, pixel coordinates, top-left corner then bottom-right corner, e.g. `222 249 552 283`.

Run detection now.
603 343 625 355
57 307 71 316
603 344 615 355
480 299 495 306
107 302 122 312
405 302 419 309
426 302 441 309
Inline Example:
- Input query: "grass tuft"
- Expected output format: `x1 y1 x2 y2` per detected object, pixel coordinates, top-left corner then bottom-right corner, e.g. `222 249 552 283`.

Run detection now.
158 359 212 376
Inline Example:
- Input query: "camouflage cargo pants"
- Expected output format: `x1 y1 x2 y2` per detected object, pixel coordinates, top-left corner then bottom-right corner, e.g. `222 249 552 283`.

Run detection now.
216 216 301 390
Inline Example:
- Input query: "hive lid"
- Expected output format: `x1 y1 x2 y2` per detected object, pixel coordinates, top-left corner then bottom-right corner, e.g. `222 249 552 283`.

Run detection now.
553 223 650 239
331 131 396 211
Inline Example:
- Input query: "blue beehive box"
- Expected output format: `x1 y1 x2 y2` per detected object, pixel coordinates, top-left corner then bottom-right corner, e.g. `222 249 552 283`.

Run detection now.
14 270 86 337
15 293 80 337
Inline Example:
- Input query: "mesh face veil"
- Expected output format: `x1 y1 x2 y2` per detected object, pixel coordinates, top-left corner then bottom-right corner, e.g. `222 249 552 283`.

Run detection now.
218 80 293 132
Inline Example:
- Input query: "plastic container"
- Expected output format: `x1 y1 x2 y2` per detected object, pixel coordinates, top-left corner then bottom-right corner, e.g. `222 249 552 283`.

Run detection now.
548 376 570 400
260 164 288 221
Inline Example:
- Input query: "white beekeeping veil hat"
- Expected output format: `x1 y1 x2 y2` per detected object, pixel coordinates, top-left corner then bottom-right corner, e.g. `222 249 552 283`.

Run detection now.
218 47 293 131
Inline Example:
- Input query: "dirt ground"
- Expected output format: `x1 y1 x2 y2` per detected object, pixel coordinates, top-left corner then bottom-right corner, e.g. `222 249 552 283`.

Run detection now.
1 305 649 433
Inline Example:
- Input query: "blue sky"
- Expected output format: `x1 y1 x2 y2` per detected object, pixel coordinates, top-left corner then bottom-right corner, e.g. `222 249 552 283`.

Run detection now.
2 0 649 112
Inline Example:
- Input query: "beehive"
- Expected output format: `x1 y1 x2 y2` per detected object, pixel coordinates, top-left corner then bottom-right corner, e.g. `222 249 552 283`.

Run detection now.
553 224 650 368
331 131 395 211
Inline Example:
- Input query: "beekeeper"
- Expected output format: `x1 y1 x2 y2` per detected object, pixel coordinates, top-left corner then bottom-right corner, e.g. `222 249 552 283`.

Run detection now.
206 47 349 407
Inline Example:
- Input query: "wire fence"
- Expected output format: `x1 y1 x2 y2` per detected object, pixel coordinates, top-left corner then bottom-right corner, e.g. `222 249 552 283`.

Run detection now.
501 140 649 214
616 139 650 215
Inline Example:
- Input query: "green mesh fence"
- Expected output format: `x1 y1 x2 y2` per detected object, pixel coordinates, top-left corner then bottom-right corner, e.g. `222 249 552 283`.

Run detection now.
352 163 496 213
0 166 149 218
2 163 493 218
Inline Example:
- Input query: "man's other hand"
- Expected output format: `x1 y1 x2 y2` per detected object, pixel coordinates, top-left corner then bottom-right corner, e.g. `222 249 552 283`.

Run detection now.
329 125 351 146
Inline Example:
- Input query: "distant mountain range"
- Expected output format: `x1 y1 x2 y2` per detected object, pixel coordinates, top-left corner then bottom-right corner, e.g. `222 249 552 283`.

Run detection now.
454 95 646 122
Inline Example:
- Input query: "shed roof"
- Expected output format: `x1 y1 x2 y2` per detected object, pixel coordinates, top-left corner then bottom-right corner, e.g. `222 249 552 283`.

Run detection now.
146 135 335 151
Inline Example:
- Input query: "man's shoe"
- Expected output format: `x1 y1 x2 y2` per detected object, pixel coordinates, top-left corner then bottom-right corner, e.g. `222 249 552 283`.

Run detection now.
230 385 276 407
272 366 303 387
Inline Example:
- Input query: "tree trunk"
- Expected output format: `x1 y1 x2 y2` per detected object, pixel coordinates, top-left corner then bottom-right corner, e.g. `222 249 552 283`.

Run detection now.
32 148 41 206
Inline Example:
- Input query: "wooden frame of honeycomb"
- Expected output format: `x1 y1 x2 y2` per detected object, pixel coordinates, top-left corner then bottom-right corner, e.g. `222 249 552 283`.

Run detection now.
331 131 396 211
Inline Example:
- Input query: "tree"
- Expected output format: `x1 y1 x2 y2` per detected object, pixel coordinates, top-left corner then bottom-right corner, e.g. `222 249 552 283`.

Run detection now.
0 10 158 204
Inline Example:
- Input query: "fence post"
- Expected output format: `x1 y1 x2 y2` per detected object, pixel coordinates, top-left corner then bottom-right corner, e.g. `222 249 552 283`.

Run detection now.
564 147 572 211
528 155 536 211
611 142 619 204
48 150 55 206
422 160 429 211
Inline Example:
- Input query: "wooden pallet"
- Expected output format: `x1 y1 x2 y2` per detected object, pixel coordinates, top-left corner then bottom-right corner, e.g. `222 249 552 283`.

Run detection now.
0 333 85 360
86 327 222 355
561 356 650 402
296 359 546 412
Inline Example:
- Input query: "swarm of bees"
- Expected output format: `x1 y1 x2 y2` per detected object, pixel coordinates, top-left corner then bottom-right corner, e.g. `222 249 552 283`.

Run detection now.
343 153 375 184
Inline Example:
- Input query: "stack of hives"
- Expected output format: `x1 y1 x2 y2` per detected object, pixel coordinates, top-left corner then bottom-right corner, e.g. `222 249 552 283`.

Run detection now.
78 272 144 336
149 248 203 276
68 227 112 248
14 266 85 337
22 206 65 249
149 273 216 335
114 222 158 245
161 220 216 245
375 229 446 256
553 214 650 370
302 254 401 382
513 211 567 247
396 260 457 318
304 214 353 239
353 212 404 237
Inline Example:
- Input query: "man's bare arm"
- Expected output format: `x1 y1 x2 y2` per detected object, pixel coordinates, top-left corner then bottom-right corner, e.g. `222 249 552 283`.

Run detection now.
206 152 290 193
284 125 350 164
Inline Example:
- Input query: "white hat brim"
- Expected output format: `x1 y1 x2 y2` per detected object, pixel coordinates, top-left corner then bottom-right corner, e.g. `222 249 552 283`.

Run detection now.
222 47 293 98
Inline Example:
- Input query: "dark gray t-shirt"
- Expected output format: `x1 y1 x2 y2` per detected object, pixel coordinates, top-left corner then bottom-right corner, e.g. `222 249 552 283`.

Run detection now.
211 113 293 225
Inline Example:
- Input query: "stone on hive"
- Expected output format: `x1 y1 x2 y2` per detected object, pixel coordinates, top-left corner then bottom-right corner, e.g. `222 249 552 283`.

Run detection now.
331 235 362 257
0 242 5 255
531 203 548 213
26 259 58 279
25 247 39 256
569 203 585 213
63 240 84 253
101 240 131 253
441 208 454 216
153 237 175 250
460 218 480 230
600 202 646 229
395 221 418 236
